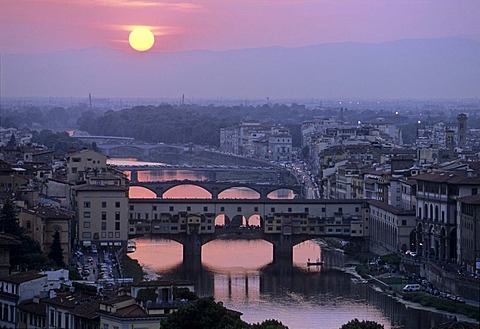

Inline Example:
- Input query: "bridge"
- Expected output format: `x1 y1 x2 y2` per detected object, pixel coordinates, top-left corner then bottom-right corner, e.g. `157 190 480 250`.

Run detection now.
128 198 368 263
98 143 187 157
130 180 303 199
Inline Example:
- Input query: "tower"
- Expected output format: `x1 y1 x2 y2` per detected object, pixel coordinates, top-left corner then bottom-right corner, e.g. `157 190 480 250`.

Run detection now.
457 113 467 149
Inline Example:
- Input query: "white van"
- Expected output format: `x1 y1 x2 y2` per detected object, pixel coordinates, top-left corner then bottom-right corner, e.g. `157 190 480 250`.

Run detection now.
403 284 421 292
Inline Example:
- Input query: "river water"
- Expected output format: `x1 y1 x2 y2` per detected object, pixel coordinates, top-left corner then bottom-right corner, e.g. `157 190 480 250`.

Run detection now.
111 158 456 329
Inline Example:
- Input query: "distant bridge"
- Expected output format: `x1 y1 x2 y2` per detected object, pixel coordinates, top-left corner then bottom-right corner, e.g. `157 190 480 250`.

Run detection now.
130 180 302 199
98 143 188 157
128 198 368 263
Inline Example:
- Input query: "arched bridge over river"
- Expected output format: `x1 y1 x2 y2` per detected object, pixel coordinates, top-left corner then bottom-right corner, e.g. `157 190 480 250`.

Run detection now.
130 180 303 199
129 198 369 263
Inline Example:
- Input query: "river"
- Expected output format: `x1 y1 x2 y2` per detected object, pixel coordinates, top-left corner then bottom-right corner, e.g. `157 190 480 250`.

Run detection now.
110 158 456 328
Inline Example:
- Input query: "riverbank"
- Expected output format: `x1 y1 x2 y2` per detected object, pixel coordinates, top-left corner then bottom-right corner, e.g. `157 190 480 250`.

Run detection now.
324 242 480 325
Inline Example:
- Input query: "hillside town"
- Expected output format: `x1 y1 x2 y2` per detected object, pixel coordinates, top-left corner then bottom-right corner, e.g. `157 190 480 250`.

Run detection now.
0 109 478 328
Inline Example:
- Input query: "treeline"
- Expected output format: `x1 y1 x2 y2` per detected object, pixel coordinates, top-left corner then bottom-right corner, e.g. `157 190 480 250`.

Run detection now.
76 104 310 147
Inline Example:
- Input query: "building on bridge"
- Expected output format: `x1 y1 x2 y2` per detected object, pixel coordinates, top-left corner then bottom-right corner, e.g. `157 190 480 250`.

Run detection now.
128 198 369 262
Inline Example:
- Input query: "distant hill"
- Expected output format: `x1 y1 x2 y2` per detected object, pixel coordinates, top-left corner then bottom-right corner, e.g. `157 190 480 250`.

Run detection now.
3 37 480 99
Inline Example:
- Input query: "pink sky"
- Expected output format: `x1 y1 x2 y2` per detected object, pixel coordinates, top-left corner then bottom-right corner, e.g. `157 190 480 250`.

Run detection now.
1 0 479 54
0 0 480 53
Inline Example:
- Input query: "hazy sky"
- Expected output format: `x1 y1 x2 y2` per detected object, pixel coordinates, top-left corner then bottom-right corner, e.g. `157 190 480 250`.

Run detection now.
1 0 480 54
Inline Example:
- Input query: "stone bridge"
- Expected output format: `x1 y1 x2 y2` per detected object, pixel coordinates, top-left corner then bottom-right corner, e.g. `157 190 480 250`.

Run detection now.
98 143 188 157
128 198 369 264
130 180 302 199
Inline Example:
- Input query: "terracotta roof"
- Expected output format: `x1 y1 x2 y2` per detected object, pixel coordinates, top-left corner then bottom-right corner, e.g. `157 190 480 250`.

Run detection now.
100 295 133 306
36 206 75 219
18 300 47 316
0 271 47 284
368 200 415 216
457 194 480 205
45 292 101 320
414 171 480 185
111 304 148 318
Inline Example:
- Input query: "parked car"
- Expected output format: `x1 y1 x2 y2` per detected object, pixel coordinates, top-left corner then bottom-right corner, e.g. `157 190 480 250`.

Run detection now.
403 284 421 292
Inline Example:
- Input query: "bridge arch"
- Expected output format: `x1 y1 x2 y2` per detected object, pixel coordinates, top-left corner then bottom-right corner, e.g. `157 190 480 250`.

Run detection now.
129 186 157 198
162 184 212 199
218 187 261 199
266 188 296 199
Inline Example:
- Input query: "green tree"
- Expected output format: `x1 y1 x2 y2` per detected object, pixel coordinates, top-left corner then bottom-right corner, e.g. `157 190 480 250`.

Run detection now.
48 230 65 267
160 297 288 329
12 235 52 271
340 319 384 329
0 199 23 236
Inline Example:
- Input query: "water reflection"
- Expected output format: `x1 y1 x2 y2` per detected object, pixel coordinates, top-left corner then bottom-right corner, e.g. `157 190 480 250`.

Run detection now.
132 238 455 329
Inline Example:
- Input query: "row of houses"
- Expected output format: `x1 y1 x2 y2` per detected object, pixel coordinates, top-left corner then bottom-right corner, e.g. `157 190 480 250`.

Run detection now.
0 268 194 329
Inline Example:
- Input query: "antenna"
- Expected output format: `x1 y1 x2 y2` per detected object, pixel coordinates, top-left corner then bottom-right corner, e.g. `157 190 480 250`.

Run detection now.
89 93 92 108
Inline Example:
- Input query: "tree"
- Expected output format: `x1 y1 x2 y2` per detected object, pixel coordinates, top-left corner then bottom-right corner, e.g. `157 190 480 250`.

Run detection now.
11 235 52 271
160 297 288 329
340 319 384 329
0 198 23 236
48 230 65 267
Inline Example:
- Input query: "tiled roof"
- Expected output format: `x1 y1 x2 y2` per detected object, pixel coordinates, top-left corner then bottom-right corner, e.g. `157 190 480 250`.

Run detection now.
112 304 148 318
73 185 128 192
36 206 75 219
18 300 47 316
0 271 47 284
414 171 480 185
368 200 415 216
457 194 480 205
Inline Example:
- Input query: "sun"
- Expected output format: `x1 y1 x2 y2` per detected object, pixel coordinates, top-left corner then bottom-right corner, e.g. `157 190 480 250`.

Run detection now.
129 27 155 52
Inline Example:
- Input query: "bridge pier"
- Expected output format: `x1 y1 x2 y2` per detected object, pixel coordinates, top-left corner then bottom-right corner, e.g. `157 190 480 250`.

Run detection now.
130 170 139 183
267 234 295 264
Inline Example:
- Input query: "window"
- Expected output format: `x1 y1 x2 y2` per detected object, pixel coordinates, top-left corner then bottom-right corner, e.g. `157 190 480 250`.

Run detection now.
84 212 91 218
57 312 62 328
187 206 191 211
83 222 91 228
115 232 120 238
84 201 91 208
101 232 106 238
472 188 478 195
102 201 107 208
50 310 55 326
102 222 107 230
304 207 309 212
65 314 69 329
26 221 31 229
130 205 134 211
288 207 292 212
322 207 326 212
153 205 157 211
115 212 120 220
355 207 359 212
169 206 174 211
254 207 258 211
271 207 275 212
108 232 113 238
115 222 120 230
402 220 407 226
102 212 107 220
82 232 91 238
338 207 343 213
203 206 208 211
115 201 121 208
220 207 225 211
237 207 242 212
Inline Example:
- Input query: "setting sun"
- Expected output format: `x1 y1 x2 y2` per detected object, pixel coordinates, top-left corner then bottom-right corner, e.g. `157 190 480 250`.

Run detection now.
129 27 155 52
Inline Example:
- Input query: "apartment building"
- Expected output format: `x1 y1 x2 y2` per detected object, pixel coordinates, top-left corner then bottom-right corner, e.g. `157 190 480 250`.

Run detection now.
72 173 129 250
